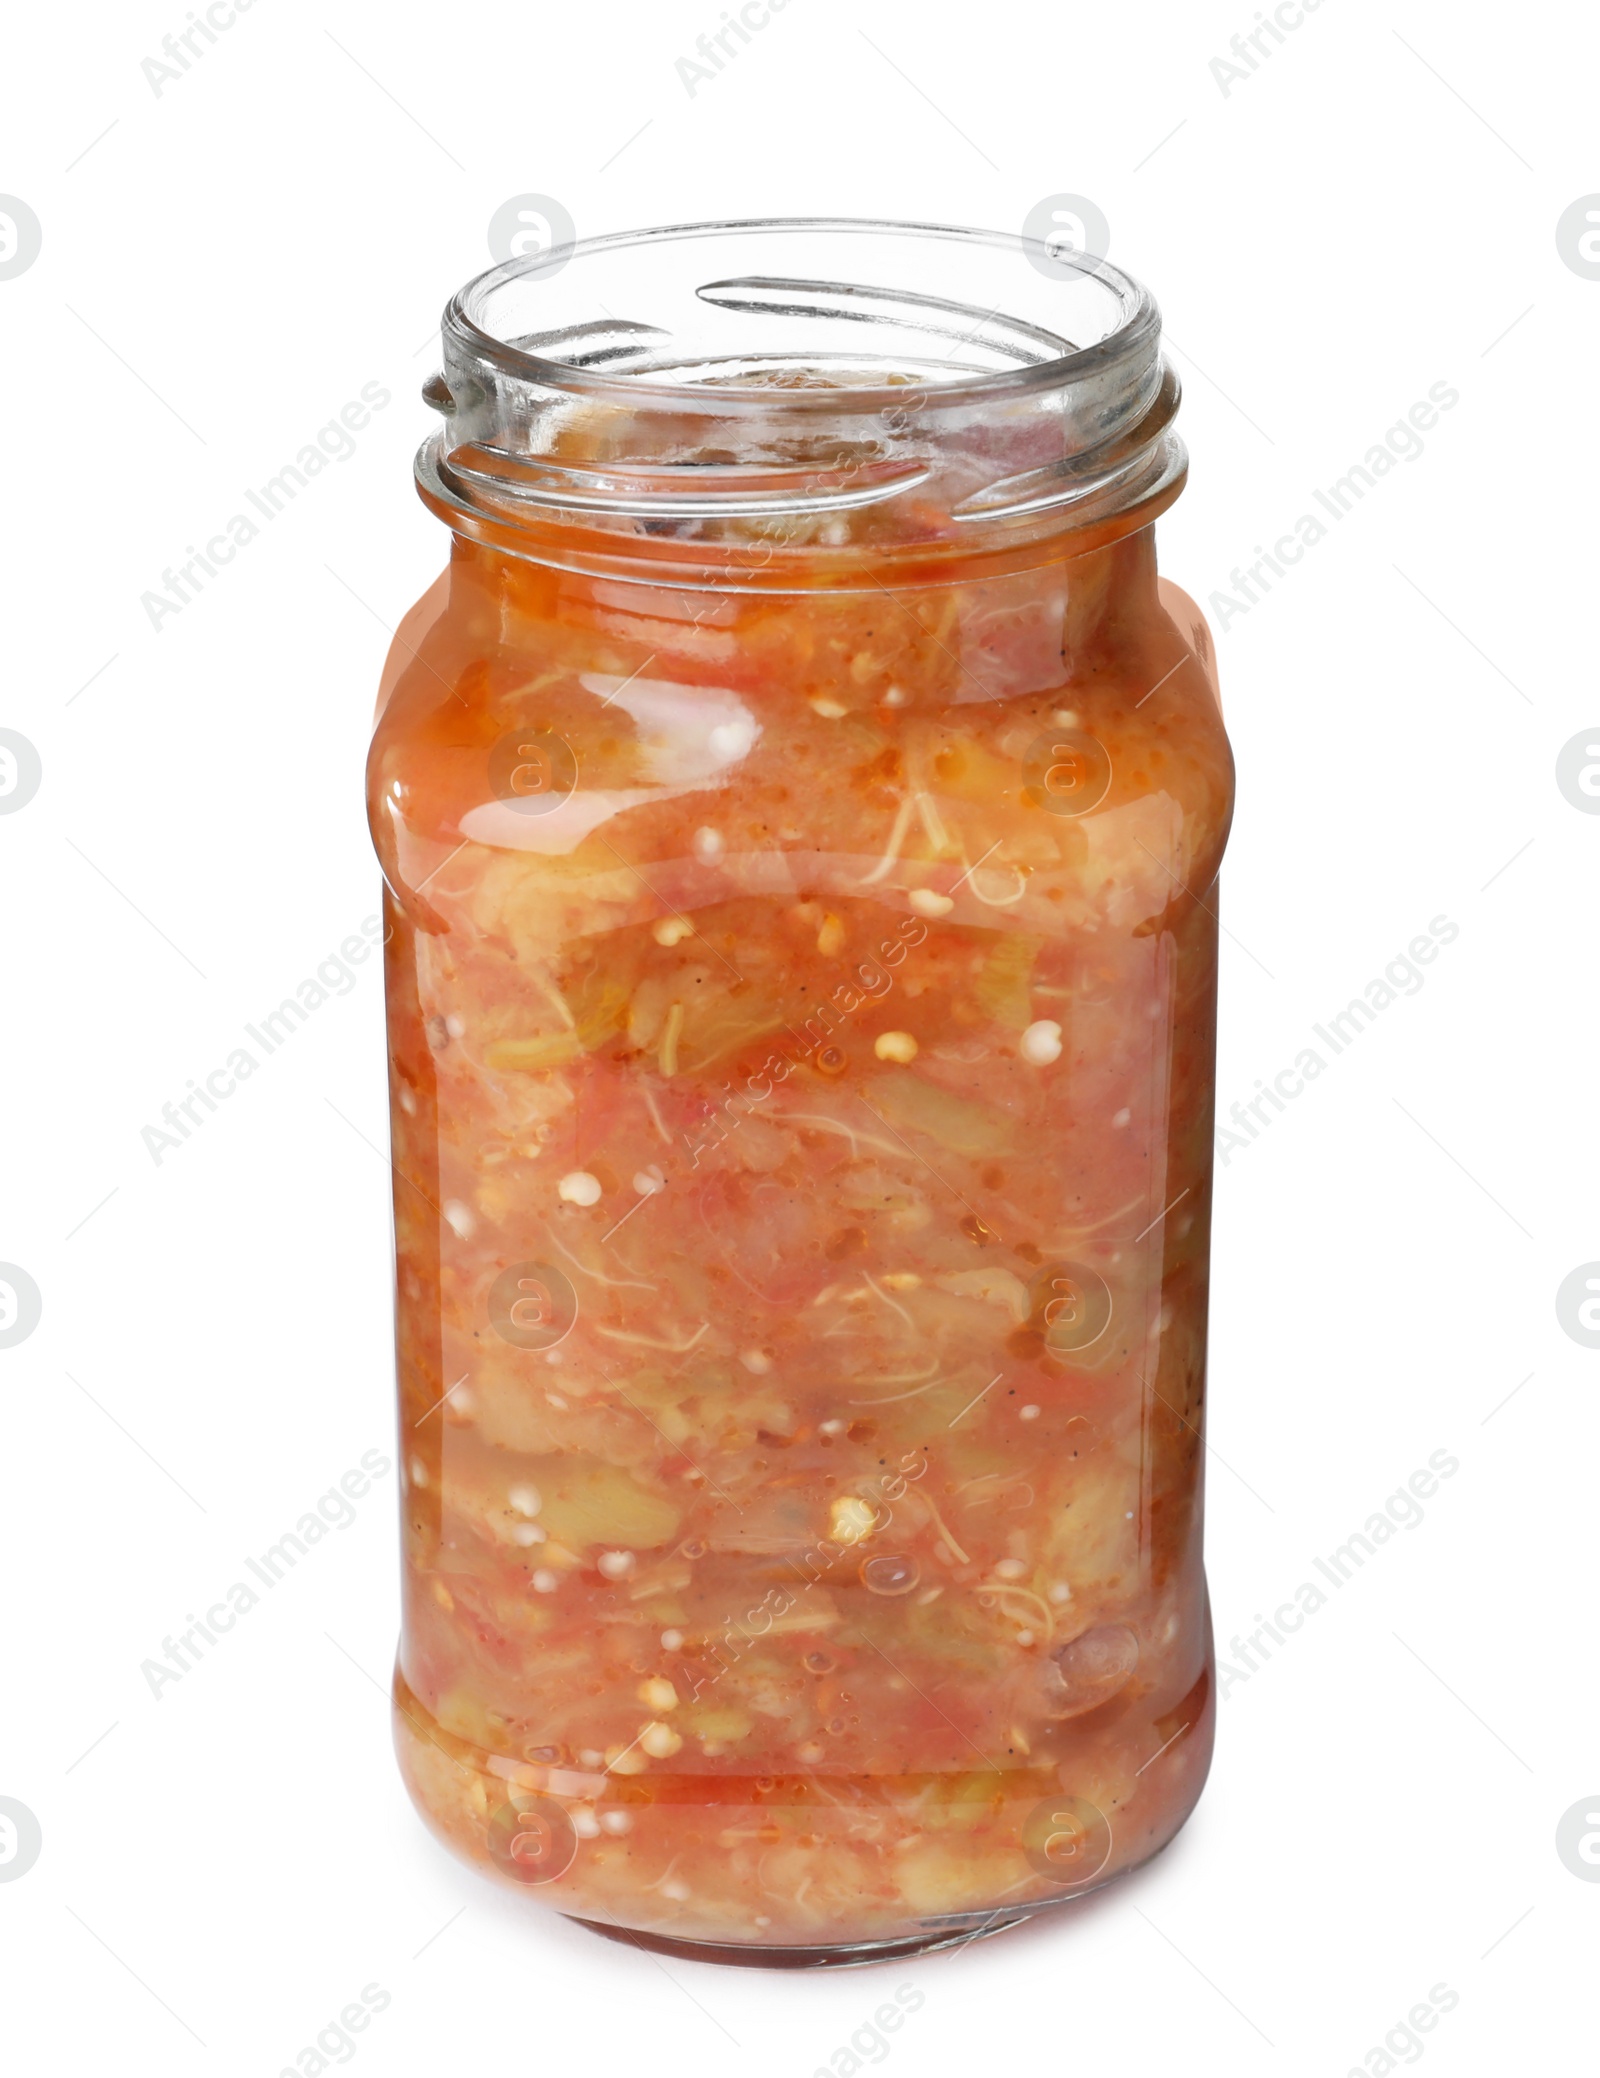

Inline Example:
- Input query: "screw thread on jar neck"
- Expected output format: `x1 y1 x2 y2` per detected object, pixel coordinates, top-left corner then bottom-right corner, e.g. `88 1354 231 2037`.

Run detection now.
416 218 1185 591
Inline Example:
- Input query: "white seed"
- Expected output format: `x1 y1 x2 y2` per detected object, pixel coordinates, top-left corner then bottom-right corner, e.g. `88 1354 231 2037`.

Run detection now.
830 1495 878 1545
638 1676 678 1712
570 1805 601 1839
994 1558 1027 1581
1016 1630 1036 1647
818 1419 846 1438
1049 1582 1073 1604
639 1720 682 1758
908 888 954 917
874 1030 918 1064
653 916 694 946
442 1198 476 1239
633 1166 665 1196
883 685 910 707
558 1170 602 1206
692 826 724 863
1020 1404 1041 1422
740 1349 773 1374
579 1749 605 1768
597 1550 635 1580
445 1014 466 1039
1051 709 1080 728
809 694 848 719
1020 1020 1063 1066
660 1628 685 1652
660 1877 691 1901
531 1568 560 1593
816 912 845 957
600 1810 633 1835
510 1522 546 1547
1112 1107 1131 1128
508 1483 542 1518
408 1458 428 1490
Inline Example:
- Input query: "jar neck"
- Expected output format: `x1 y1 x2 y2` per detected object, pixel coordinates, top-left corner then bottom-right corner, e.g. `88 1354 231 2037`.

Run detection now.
417 220 1185 593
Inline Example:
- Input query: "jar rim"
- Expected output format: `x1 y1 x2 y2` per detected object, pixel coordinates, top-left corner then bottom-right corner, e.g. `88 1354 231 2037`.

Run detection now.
443 215 1161 414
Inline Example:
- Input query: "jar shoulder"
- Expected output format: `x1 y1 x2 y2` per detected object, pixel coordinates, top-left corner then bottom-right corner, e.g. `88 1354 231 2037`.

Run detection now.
369 558 1233 863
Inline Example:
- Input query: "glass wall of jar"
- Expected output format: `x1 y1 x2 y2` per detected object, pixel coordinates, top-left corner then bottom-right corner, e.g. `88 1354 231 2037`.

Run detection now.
367 221 1234 1964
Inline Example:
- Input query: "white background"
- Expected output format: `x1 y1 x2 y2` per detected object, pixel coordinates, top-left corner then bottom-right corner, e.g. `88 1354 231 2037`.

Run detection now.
2 1 1596 2072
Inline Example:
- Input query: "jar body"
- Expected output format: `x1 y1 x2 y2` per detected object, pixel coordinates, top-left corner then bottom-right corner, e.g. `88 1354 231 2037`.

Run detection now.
369 519 1231 1957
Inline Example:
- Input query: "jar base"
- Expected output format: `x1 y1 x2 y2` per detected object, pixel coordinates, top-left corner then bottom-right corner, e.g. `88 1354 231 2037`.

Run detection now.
563 1909 1035 1970
395 1656 1217 1959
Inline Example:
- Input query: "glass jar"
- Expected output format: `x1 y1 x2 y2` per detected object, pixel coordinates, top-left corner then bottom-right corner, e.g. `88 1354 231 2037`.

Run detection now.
367 219 1233 1964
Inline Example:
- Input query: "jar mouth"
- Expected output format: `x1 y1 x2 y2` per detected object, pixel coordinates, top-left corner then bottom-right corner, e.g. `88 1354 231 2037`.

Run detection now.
420 217 1184 586
445 216 1159 413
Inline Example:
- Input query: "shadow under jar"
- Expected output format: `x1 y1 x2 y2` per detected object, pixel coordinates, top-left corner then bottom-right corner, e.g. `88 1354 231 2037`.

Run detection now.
367 219 1234 1966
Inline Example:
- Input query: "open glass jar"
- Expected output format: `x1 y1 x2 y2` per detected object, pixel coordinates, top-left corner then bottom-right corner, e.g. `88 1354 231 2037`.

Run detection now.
368 219 1233 1964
